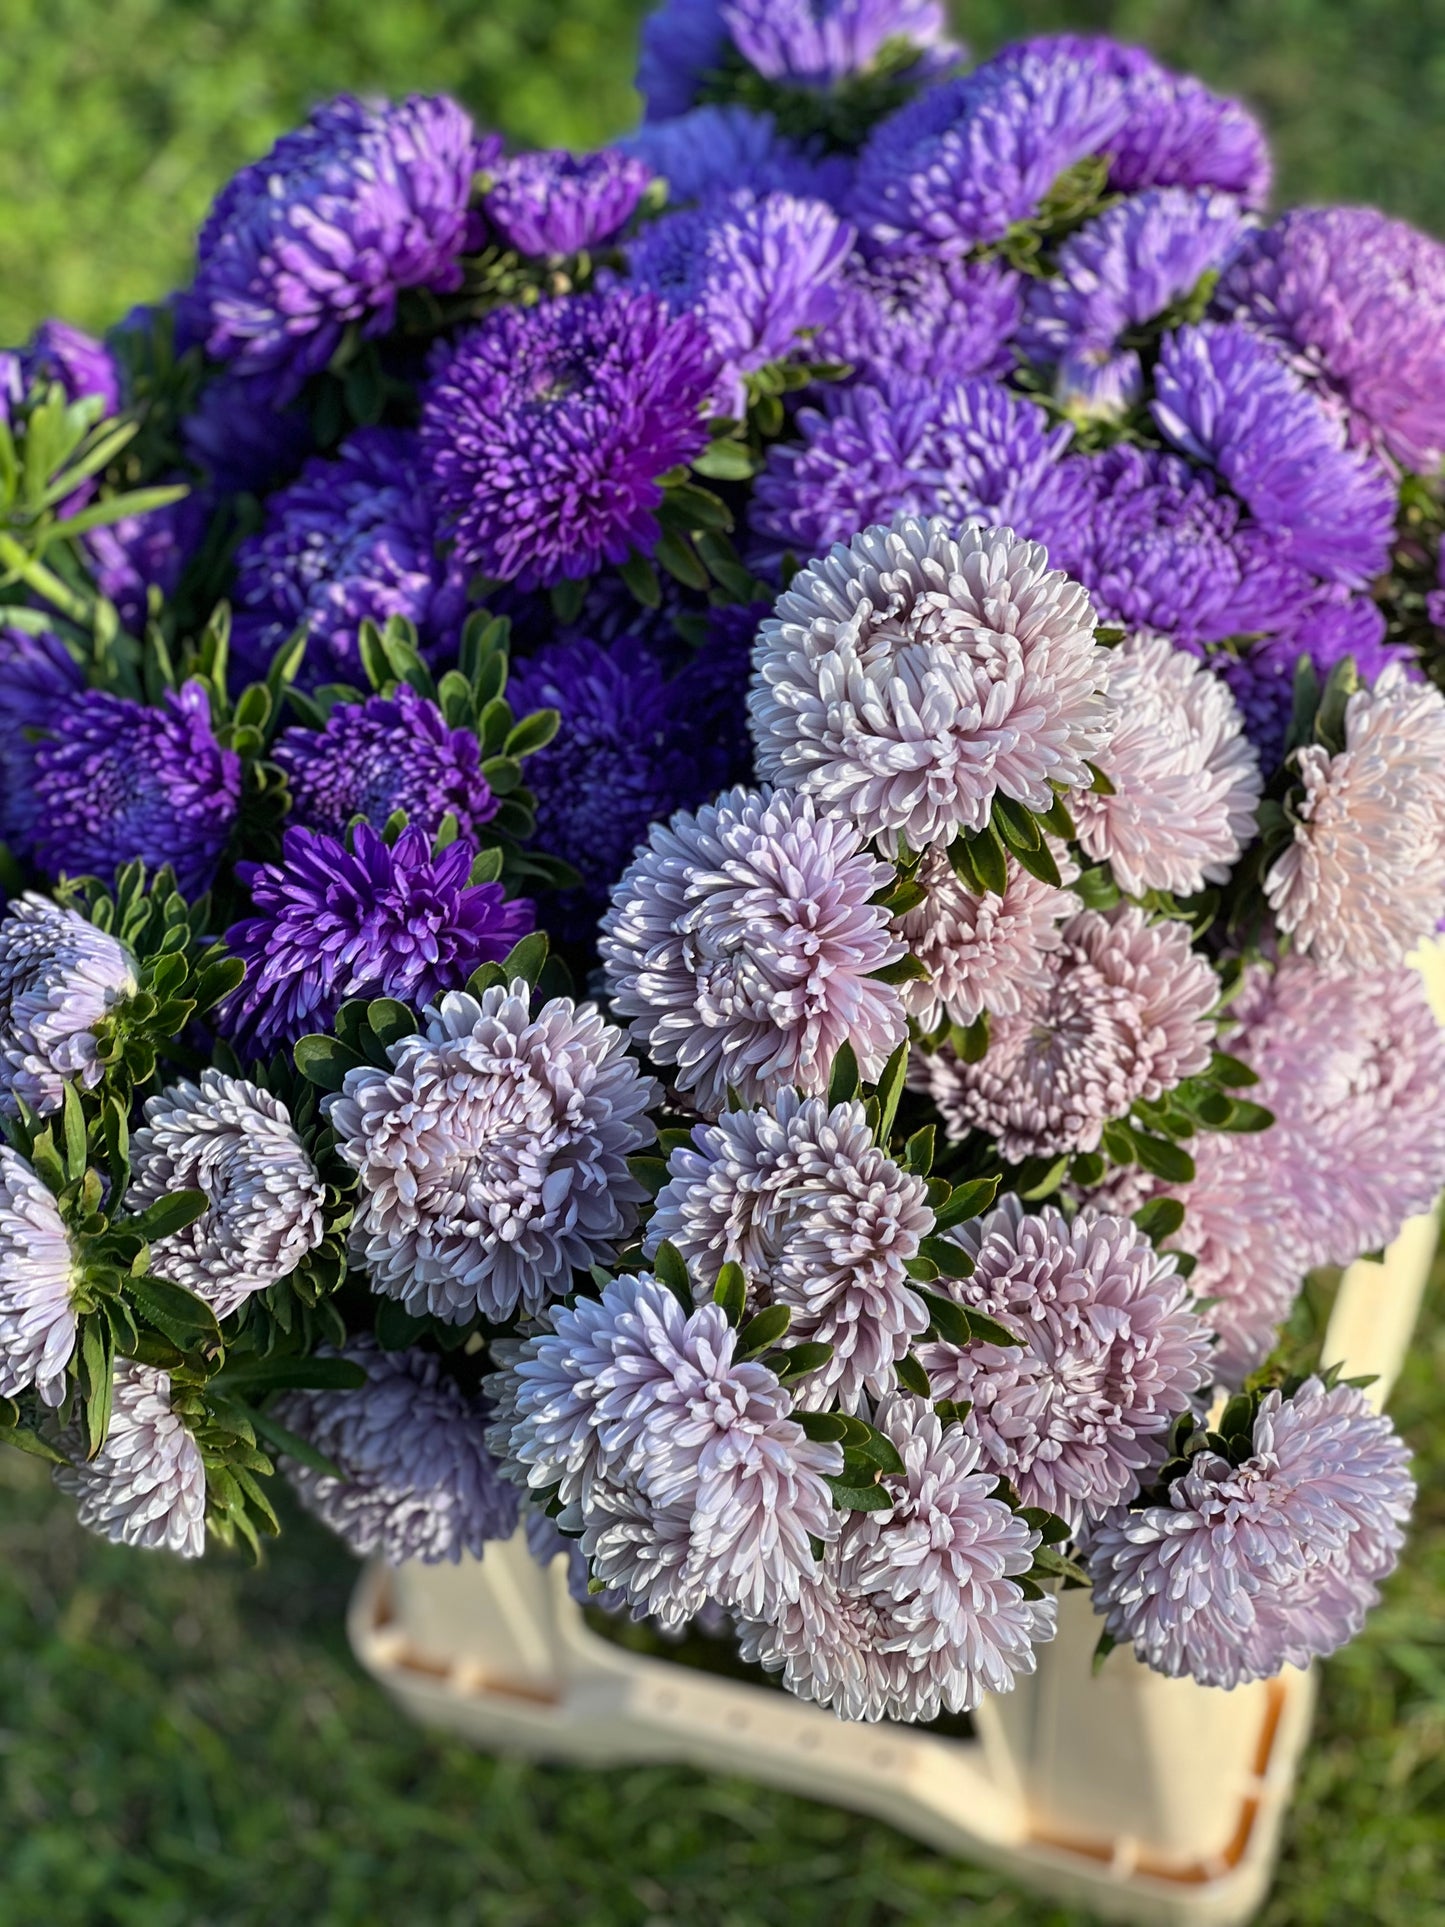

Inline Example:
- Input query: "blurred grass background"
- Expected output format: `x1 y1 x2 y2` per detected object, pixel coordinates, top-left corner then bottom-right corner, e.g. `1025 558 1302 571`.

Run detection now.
0 2 1443 1921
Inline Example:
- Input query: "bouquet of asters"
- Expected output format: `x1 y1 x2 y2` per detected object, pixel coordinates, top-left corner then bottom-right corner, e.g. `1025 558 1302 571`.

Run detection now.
0 2 1441 1724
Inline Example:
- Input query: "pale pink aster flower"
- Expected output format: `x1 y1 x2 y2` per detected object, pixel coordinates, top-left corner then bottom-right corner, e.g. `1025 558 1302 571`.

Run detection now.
1265 665 1445 972
600 785 908 1116
647 1089 933 1411
53 1361 207 1558
1072 631 1262 897
1088 1377 1415 1687
916 906 1217 1159
918 1197 1211 1527
748 515 1116 856
0 1146 78 1407
0 894 137 1116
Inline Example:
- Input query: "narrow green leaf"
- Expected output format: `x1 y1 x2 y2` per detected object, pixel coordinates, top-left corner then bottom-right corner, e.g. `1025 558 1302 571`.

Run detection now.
652 1240 693 1308
969 822 1009 897
918 1235 974 1279
125 1189 209 1244
901 1125 935 1175
712 1261 748 1327
875 1040 909 1143
772 1341 832 1381
502 930 549 986
737 1303 791 1356
504 708 561 759
366 999 419 1049
1133 1133 1196 1184
932 1175 1000 1231
827 1040 860 1108
61 1081 87 1183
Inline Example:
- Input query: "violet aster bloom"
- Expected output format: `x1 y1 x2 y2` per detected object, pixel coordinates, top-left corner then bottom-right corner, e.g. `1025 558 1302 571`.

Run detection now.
1216 206 1445 470
419 289 718 590
31 681 241 898
625 188 854 416
0 627 85 856
917 906 1217 1161
749 516 1113 854
190 93 485 402
482 147 652 256
182 369 315 497
619 105 854 205
221 823 533 1056
1216 588 1406 768
53 1361 208 1559
814 250 1022 385
273 684 497 844
230 428 459 689
0 1146 79 1407
17 318 120 414
1152 322 1397 588
0 895 138 1117
1082 36 1270 206
276 1340 519 1564
917 1197 1212 1529
647 1089 934 1411
599 783 908 1115
329 983 658 1323
84 490 209 635
1088 1377 1415 1688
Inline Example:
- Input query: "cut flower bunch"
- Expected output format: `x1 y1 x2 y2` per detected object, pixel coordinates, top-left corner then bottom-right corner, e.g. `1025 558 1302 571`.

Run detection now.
1 0 1443 1725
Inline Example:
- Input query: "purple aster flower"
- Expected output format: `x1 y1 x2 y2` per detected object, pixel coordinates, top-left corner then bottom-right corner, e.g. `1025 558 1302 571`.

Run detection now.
1082 37 1270 206
1152 321 1397 588
917 1197 1212 1529
0 1146 79 1408
84 490 209 635
53 1361 208 1559
625 188 854 416
230 427 460 690
181 370 315 497
1088 1377 1414 1688
0 627 85 855
0 895 138 1118
813 250 1022 386
17 319 120 415
1216 206 1445 470
619 105 854 205
221 822 533 1056
482 147 651 256
276 1339 519 1564
31 681 241 898
419 289 718 591
190 93 486 402
273 684 496 844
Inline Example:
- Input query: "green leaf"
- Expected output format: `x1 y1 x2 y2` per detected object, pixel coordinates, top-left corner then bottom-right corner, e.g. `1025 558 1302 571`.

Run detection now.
292 1034 365 1093
915 1287 972 1348
214 1357 367 1395
993 795 1041 852
796 1410 848 1442
1011 833 1063 890
689 439 756 482
1071 864 1119 909
850 1424 904 1477
1223 1100 1274 1134
468 847 505 886
933 1398 972 1429
1037 793 1077 841
366 999 418 1049
948 1011 991 1065
1030 1545 1090 1586
358 620 390 692
771 1341 833 1381
870 952 930 986
504 708 561 759
81 1318 114 1458
124 1189 209 1244
901 1125 935 1175
127 1273 223 1350
894 1352 931 1398
627 1155 670 1197
826 1479 893 1513
737 1303 792 1356
502 930 549 987
1133 1197 1186 1243
946 835 983 894
652 1240 692 1309
1210 1051 1259 1089
1133 1132 1196 1184
193 956 246 1013
918 1235 974 1279
619 551 662 608
1016 1154 1070 1201
654 529 711 590
875 1040 909 1143
1086 761 1116 796
962 1309 1021 1349
1092 1631 1118 1675
827 1040 860 1108
712 1261 748 1327
932 1175 1000 1232
61 1080 87 1184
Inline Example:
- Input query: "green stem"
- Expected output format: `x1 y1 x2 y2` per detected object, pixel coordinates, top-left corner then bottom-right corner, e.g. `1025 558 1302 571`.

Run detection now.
0 533 95 627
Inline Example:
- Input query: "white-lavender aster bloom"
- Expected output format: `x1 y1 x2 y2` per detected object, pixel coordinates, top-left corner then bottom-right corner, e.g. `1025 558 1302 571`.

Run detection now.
127 1070 327 1319
600 785 908 1116
0 894 137 1115
738 1395 1054 1723
918 1197 1212 1528
0 1146 78 1406
275 1340 519 1564
915 906 1217 1159
748 515 1115 856
1072 631 1262 897
647 1090 933 1411
53 1361 207 1558
898 837 1078 1032
328 982 658 1322
1264 664 1445 972
1088 1377 1415 1687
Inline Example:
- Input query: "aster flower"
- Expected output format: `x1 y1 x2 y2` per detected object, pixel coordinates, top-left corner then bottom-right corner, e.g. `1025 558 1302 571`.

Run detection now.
625 187 854 416
275 1340 518 1564
0 895 138 1117
1072 631 1262 897
221 823 533 1056
1217 590 1406 768
1088 1377 1415 1688
1215 206 1445 470
619 105 854 206
52 1361 207 1558
30 681 240 899
917 906 1218 1161
749 516 1113 854
647 1089 933 1410
273 684 497 844
230 428 461 689
182 368 316 498
1089 38 1270 205
329 983 658 1323
1263 665 1445 972
814 250 1021 387
15 318 120 415
482 147 652 256
0 1147 78 1407
599 784 908 1115
738 1394 1053 1722
917 1197 1211 1528
127 1071 327 1320
419 289 718 591
189 93 484 401
0 627 85 856
899 837 1077 1033
83 491 209 636
1151 321 1397 588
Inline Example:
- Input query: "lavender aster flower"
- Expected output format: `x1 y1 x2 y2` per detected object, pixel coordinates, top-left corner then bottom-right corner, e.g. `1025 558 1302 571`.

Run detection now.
83 491 209 636
190 94 484 402
814 251 1022 386
749 516 1114 854
222 823 533 1056
18 319 120 414
620 105 854 205
1088 1377 1415 1687
917 1197 1211 1528
1090 39 1270 205
0 896 138 1117
53 1361 207 1558
30 681 241 898
917 906 1217 1160
483 148 651 256
273 684 496 844
329 983 658 1323
648 1089 933 1410
275 1340 518 1564
0 1147 78 1406
600 784 908 1115
127 1071 326 1320
420 289 717 591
